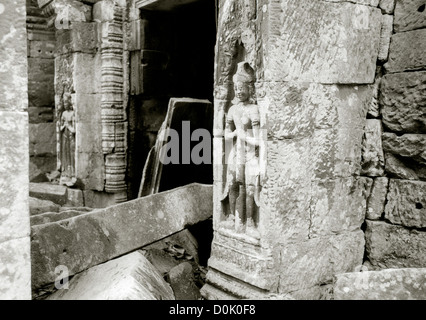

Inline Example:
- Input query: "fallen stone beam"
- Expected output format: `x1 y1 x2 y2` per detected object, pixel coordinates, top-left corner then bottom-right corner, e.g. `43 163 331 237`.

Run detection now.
31 183 213 289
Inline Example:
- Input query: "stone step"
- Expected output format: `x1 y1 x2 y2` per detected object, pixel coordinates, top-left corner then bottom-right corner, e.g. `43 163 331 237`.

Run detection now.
46 251 175 300
29 197 60 216
29 182 85 207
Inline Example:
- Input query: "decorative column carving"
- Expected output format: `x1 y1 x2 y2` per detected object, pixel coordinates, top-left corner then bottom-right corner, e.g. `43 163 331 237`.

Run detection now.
99 4 127 199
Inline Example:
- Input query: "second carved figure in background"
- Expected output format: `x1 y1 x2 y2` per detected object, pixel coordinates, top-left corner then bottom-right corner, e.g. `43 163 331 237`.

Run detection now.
59 92 76 187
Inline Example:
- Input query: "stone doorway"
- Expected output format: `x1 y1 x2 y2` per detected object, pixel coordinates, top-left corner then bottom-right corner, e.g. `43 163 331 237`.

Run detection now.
128 0 217 199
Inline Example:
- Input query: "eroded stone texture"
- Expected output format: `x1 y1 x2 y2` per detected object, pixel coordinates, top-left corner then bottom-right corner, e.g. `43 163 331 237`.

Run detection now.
378 14 393 62
31 183 212 289
334 268 426 300
0 237 31 300
30 197 60 216
310 177 372 237
168 262 201 300
262 138 312 242
322 0 380 6
29 123 56 157
29 182 68 206
382 133 426 164
47 251 175 300
385 153 419 180
0 112 30 243
0 0 28 112
366 177 389 220
263 0 381 83
379 0 395 13
394 0 426 32
361 119 385 176
385 179 426 228
385 29 426 73
278 230 365 293
380 71 426 134
30 209 90 226
365 220 426 269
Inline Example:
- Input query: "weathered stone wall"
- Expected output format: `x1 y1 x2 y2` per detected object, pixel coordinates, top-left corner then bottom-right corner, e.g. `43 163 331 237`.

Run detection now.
362 0 426 271
0 0 32 299
26 0 56 181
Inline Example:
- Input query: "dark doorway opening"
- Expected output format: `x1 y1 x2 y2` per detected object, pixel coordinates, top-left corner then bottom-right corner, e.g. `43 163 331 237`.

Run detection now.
128 0 216 199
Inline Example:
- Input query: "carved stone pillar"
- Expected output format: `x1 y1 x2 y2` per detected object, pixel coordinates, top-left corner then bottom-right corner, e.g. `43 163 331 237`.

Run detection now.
97 3 127 200
202 0 382 300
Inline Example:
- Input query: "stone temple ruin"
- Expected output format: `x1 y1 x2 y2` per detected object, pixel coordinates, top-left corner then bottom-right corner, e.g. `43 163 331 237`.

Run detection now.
0 0 425 300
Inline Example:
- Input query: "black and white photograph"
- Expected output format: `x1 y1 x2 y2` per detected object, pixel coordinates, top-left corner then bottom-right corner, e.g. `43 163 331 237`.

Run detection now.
0 0 425 307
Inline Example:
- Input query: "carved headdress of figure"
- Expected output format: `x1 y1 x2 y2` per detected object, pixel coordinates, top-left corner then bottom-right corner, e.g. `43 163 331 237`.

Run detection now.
232 61 256 104
233 61 255 84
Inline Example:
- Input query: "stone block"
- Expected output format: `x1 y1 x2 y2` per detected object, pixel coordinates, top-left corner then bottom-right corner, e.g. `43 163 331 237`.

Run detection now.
31 183 213 288
385 153 419 180
93 0 116 22
382 133 426 164
74 93 102 124
29 123 57 156
361 119 385 176
312 85 372 178
28 107 54 123
168 262 201 300
30 155 57 175
0 112 30 243
309 177 372 237
394 0 426 32
0 237 31 300
385 179 426 228
29 161 48 183
262 138 312 242
380 71 426 133
378 14 393 62
47 251 175 300
55 22 97 55
366 177 389 220
73 54 102 94
385 29 426 73
29 182 68 205
278 230 365 293
263 0 381 83
28 40 55 59
83 189 117 208
75 152 105 191
379 0 395 13
261 83 371 176
29 197 60 216
66 188 84 207
28 57 54 76
28 79 55 110
365 220 426 269
0 0 28 112
334 268 426 300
